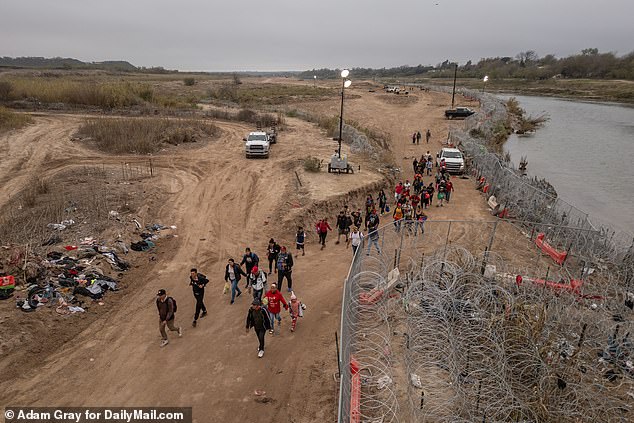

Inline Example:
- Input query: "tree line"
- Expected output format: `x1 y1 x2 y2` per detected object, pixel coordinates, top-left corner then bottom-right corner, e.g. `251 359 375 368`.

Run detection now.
298 49 634 80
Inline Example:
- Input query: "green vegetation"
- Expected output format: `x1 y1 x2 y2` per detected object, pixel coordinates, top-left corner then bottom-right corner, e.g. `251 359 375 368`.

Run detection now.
208 83 334 105
0 56 138 72
76 117 220 154
0 106 33 133
183 78 196 86
300 49 634 81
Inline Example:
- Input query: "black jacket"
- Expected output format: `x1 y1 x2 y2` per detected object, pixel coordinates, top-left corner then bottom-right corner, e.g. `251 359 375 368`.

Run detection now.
225 264 246 282
267 243 281 260
240 252 260 268
246 307 272 331
189 273 209 295
276 252 294 272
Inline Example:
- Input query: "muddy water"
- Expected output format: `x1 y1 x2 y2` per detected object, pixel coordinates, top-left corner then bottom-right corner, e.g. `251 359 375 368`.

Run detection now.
501 95 634 233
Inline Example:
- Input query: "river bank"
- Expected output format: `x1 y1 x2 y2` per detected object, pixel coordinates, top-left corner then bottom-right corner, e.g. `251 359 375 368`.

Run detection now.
402 78 634 105
502 94 634 233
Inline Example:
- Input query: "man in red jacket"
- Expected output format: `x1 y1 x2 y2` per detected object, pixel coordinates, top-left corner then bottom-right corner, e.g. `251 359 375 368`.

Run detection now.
315 218 332 250
264 283 288 334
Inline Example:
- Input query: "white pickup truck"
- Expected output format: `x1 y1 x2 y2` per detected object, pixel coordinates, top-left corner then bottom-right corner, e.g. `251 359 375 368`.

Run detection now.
436 147 465 174
244 131 270 159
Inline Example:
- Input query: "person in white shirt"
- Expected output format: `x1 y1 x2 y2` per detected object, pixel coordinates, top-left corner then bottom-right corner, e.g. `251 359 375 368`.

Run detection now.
349 226 364 256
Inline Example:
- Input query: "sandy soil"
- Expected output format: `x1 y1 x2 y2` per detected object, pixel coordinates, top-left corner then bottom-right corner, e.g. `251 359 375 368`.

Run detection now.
0 85 494 422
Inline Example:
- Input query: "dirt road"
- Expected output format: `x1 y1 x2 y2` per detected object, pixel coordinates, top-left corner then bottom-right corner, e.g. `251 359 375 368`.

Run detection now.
0 86 493 422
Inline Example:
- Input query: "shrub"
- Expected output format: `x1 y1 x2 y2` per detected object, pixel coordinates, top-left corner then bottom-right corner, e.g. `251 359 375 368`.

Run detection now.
76 117 219 154
183 78 196 86
0 81 12 100
0 106 33 133
303 156 322 172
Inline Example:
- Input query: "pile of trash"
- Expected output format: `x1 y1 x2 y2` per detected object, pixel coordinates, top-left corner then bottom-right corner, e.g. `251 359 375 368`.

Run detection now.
2 217 177 316
15 247 123 313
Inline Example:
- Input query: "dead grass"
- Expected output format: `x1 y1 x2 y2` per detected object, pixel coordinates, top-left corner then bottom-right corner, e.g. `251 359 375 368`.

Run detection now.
76 117 220 154
0 106 33 133
208 83 335 106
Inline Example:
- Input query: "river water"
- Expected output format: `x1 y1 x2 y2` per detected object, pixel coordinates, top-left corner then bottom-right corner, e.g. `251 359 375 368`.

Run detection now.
500 95 634 234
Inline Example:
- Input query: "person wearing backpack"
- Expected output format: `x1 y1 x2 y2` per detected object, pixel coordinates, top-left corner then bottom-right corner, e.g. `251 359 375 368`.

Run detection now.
252 266 268 302
156 289 182 347
189 268 208 328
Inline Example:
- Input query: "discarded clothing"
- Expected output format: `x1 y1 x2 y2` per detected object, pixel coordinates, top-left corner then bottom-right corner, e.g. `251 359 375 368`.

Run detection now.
130 240 155 252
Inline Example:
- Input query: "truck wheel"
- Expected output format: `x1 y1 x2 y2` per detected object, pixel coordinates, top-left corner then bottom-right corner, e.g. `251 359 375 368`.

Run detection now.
448 115 454 120
328 164 332 173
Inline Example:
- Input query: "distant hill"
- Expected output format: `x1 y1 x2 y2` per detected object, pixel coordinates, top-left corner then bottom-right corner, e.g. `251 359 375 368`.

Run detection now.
0 56 138 72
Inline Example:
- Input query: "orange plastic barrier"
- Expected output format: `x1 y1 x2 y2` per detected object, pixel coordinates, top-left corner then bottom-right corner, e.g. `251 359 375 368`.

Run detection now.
0 275 15 288
359 288 384 305
515 274 583 295
350 356 361 423
535 233 568 265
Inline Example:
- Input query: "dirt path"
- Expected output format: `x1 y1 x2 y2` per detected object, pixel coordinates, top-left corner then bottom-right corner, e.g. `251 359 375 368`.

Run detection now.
0 86 493 422
0 113 378 422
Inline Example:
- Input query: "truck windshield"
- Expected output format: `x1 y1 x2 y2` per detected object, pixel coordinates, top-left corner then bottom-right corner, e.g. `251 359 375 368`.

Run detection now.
443 151 462 159
248 135 267 141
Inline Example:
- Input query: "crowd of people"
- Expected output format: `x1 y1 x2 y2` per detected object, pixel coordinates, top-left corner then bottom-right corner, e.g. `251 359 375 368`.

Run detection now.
156 242 305 357
155 136 458 357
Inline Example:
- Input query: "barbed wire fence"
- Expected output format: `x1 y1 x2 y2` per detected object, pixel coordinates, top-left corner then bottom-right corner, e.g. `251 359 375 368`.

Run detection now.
338 219 634 423
337 87 634 422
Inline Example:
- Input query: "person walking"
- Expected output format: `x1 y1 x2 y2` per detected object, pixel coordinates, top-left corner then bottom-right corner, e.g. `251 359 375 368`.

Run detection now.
240 248 259 281
276 246 294 292
315 218 332 250
189 268 208 328
295 226 306 256
426 158 433 176
416 130 422 144
288 291 304 332
366 210 381 255
352 208 363 229
412 132 417 144
378 190 387 215
393 203 404 232
264 283 288 334
156 289 182 347
266 239 280 275
336 211 351 245
225 258 247 304
252 266 267 302
350 226 364 256
426 129 431 143
412 157 418 174
445 179 454 203
245 298 271 358
437 182 446 207
414 208 428 236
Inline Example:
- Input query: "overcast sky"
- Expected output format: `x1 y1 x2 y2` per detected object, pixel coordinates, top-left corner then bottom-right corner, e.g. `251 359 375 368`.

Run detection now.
2 0 632 71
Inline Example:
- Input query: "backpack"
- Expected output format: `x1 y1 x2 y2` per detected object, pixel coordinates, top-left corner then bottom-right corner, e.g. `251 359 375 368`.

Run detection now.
168 297 177 313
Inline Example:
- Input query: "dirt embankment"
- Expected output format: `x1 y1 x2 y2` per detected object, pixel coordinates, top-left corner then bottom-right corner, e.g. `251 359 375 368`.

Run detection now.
0 84 494 422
